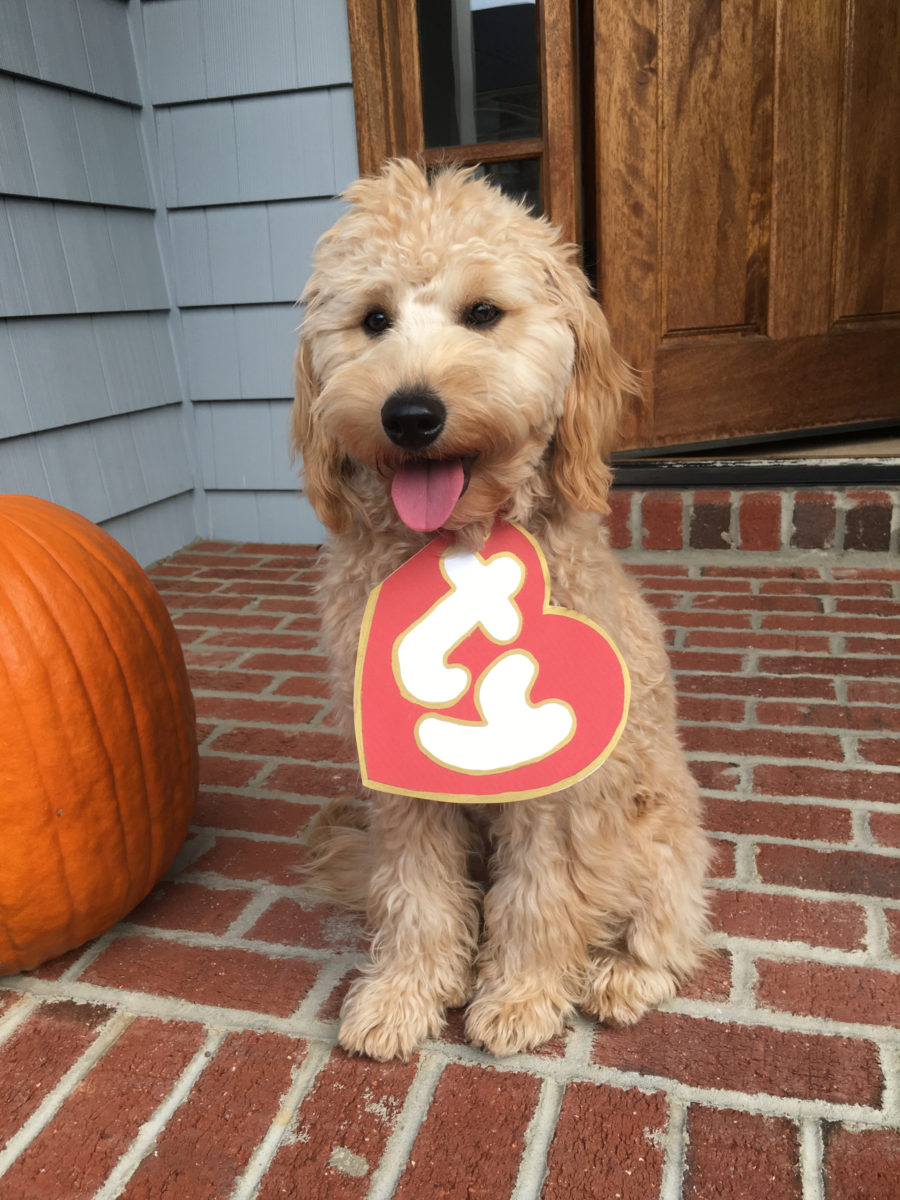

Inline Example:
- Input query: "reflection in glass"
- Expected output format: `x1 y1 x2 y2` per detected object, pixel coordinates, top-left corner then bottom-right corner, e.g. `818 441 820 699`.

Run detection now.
480 159 541 215
418 0 540 149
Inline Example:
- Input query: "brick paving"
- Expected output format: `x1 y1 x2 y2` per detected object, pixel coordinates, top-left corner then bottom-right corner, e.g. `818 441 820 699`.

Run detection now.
1 515 898 1199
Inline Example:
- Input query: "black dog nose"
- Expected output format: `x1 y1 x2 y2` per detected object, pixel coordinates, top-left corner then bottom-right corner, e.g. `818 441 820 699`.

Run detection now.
381 388 446 450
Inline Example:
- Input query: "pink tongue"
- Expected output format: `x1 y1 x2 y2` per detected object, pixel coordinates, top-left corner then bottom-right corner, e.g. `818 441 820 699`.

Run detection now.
391 459 466 531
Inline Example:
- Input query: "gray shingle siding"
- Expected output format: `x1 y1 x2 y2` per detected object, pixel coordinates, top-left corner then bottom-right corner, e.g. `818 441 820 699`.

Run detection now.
0 0 352 560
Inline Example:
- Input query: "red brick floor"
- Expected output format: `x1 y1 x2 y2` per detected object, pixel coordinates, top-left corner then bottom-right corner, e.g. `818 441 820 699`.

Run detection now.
1 539 898 1199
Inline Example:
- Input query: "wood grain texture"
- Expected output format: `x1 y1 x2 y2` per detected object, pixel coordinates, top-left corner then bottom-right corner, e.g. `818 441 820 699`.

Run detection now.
835 0 900 318
422 139 544 167
768 0 843 338
396 0 425 156
593 0 660 444
538 0 580 243
653 327 900 446
346 0 397 174
595 0 898 449
661 0 775 335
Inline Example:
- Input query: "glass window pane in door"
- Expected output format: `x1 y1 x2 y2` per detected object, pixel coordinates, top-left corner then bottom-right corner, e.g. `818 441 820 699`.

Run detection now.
480 158 541 213
418 0 540 149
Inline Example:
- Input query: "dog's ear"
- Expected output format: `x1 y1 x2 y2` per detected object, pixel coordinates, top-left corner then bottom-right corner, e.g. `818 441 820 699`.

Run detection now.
547 257 636 514
291 333 354 534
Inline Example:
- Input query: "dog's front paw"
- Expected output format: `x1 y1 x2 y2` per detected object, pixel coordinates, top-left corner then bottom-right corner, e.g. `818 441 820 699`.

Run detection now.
338 975 445 1061
581 955 677 1027
465 992 568 1056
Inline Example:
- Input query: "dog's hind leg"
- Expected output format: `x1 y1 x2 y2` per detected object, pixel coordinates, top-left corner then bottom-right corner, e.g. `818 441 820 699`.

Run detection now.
580 775 711 1027
338 794 480 1061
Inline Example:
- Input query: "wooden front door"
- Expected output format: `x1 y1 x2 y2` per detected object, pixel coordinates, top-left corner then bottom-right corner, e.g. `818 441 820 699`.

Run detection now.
593 0 900 451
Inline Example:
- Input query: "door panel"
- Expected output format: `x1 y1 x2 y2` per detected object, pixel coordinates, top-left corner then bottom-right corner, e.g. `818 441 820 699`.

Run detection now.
661 0 774 337
594 0 900 451
836 2 900 319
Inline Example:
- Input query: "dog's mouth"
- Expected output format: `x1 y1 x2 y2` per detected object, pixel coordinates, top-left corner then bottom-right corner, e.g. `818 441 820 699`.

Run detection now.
390 456 476 532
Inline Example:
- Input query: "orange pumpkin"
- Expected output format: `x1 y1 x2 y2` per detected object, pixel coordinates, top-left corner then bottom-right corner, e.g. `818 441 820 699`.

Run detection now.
0 495 198 974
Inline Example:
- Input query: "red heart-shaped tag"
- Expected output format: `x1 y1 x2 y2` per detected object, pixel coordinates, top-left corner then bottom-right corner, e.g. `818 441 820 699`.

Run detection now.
355 522 629 802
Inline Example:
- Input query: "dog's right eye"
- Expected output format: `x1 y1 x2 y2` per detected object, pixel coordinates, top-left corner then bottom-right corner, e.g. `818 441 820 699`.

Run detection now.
363 310 392 335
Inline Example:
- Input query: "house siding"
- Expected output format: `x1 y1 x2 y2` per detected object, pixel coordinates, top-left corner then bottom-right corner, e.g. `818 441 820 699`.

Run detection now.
140 0 355 547
0 0 353 561
0 0 197 564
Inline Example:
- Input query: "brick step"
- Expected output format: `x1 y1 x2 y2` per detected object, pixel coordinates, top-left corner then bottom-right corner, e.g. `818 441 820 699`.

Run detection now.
610 487 899 553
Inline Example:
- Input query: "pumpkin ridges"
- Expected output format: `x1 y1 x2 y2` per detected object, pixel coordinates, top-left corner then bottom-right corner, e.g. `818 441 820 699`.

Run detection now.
0 533 138 955
0 495 198 974
8 504 195 908
61 511 199 886
19 514 167 896
63 511 200 865
0 651 77 965
0 539 114 957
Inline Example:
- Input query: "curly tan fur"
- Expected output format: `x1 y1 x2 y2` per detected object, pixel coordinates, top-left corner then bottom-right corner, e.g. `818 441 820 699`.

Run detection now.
293 160 710 1060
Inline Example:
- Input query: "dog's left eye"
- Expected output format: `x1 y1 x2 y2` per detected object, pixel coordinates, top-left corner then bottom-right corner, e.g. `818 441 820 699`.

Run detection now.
363 310 392 335
464 302 502 329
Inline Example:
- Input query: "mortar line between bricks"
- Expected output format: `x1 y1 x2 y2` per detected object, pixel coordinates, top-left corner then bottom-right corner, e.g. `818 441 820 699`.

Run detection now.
0 1009 134 1181
660 994 900 1044
231 1038 334 1200
0 992 39 1050
58 927 119 982
680 718 900 745
877 1043 900 1124
181 823 324 846
93 1027 227 1200
673 648 900 663
727 947 757 1007
864 905 892 958
170 828 217 874
704 830 900 855
707 932 899 972
292 954 358 1026
799 1119 826 1200
851 808 875 847
404 1038 896 1127
199 751 359 771
0 978 348 1044
658 1097 688 1200
149 873 309 903
731 838 760 884
562 1008 598 1072
199 717 333 736
510 1076 564 1200
571 1066 891 1129
89 921 365 972
224 884 290 938
195 785 356 808
705 878 900 907
364 1051 446 1200
685 753 900 780
617 549 900 569
702 792 900 816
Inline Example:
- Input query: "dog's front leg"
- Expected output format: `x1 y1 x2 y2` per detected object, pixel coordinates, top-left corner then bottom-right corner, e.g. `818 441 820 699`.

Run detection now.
466 798 585 1056
339 794 480 1061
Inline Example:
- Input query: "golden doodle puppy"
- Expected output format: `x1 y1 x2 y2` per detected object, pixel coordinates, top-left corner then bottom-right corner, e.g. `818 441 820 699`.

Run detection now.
293 159 710 1060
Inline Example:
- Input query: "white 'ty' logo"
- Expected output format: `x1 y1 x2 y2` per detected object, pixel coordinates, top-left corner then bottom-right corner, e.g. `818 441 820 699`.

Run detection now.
394 548 575 772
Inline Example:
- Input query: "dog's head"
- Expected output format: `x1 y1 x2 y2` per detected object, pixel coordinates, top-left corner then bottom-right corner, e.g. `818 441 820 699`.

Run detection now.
293 159 633 542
